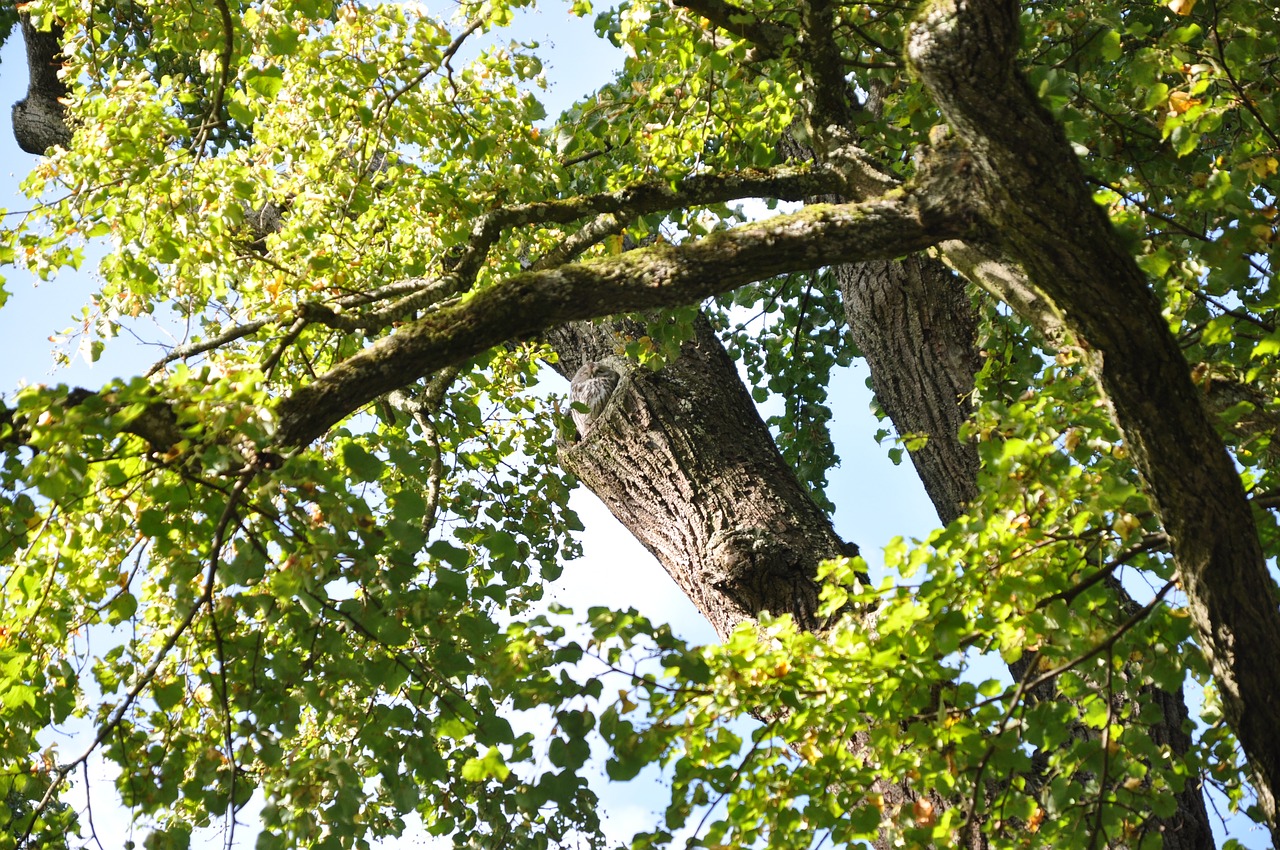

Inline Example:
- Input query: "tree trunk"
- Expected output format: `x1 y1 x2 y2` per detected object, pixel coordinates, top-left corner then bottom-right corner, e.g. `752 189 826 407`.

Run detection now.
838 256 981 525
909 4 1280 833
550 318 850 640
839 256 1213 849
11 14 69 155
549 317 984 849
2 9 1219 847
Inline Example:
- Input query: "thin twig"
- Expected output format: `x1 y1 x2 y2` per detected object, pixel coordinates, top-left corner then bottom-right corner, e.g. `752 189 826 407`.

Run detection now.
690 726 775 841
1087 659 1116 850
83 762 106 850
262 317 308 379
963 579 1177 835
194 0 236 156
1209 0 1280 151
147 318 275 376
1022 580 1176 696
382 18 484 111
1035 533 1168 610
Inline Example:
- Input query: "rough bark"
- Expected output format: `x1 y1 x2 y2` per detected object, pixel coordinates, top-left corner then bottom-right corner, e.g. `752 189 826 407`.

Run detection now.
909 1 1280 836
551 318 850 639
549 316 983 848
12 14 70 154
839 257 982 525
4 4 1265 844
274 192 974 446
839 257 1214 849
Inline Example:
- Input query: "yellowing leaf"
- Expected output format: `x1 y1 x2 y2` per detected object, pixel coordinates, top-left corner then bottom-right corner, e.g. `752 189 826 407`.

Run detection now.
1168 91 1200 114
1252 156 1279 177
1064 428 1082 452
1115 512 1141 538
1167 0 1198 15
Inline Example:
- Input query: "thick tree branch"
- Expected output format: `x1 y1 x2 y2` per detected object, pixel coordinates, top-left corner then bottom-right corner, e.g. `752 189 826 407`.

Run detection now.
13 12 70 154
909 0 1280 836
842 255 1214 846
439 162 878 299
552 318 851 639
145 164 872 371
546 316 972 849
839 256 981 524
275 187 976 445
798 0 858 135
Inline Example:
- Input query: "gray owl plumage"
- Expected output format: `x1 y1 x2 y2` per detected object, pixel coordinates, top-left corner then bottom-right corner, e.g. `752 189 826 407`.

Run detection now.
569 362 619 437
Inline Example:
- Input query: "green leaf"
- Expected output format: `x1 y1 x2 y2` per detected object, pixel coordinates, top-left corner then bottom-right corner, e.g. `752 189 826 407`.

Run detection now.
1100 30 1123 62
341 442 384 481
246 67 285 100
460 747 511 782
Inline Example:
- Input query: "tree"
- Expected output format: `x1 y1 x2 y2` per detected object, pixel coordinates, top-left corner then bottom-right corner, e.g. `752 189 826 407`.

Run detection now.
1 0 1278 846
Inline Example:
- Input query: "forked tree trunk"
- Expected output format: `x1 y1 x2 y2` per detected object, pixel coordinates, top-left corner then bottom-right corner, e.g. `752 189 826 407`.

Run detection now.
9 14 1214 848
549 250 1211 849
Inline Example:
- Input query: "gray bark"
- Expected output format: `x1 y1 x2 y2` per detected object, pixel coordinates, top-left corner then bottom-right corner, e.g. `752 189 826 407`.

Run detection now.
273 192 969 446
11 14 69 154
839 257 1213 849
550 317 850 640
839 257 981 525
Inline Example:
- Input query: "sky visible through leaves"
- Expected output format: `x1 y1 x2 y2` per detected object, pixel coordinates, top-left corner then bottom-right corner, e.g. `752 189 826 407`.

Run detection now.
0 12 955 848
1 1 1271 846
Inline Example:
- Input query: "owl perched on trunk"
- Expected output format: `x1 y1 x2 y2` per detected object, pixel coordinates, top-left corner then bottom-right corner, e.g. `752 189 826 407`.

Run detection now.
569 362 620 437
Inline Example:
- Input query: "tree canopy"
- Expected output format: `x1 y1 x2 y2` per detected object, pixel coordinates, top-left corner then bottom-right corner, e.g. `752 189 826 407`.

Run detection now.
1 0 1279 848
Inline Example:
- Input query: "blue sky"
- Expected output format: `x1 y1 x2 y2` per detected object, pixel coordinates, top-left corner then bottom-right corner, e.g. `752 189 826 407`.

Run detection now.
2 6 1264 849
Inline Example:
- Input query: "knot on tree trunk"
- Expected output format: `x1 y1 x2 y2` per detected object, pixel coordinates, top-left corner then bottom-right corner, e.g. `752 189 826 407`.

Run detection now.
12 95 69 155
14 14 72 155
704 526 803 619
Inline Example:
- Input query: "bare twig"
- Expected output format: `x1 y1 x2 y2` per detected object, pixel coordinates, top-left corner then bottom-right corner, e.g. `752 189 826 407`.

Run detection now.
147 318 276 376
1035 533 1169 610
194 0 236 155
382 18 485 111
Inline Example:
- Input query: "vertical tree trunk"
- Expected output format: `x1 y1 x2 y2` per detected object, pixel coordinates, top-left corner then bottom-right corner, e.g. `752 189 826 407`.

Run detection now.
839 257 1213 849
838 256 981 525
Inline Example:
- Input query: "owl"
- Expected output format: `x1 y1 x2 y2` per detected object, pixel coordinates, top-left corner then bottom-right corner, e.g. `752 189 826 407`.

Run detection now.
569 362 620 437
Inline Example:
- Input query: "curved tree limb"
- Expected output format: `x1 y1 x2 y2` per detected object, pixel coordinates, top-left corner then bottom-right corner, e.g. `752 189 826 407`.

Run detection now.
908 0 1280 836
275 185 978 445
5 5 1258 843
